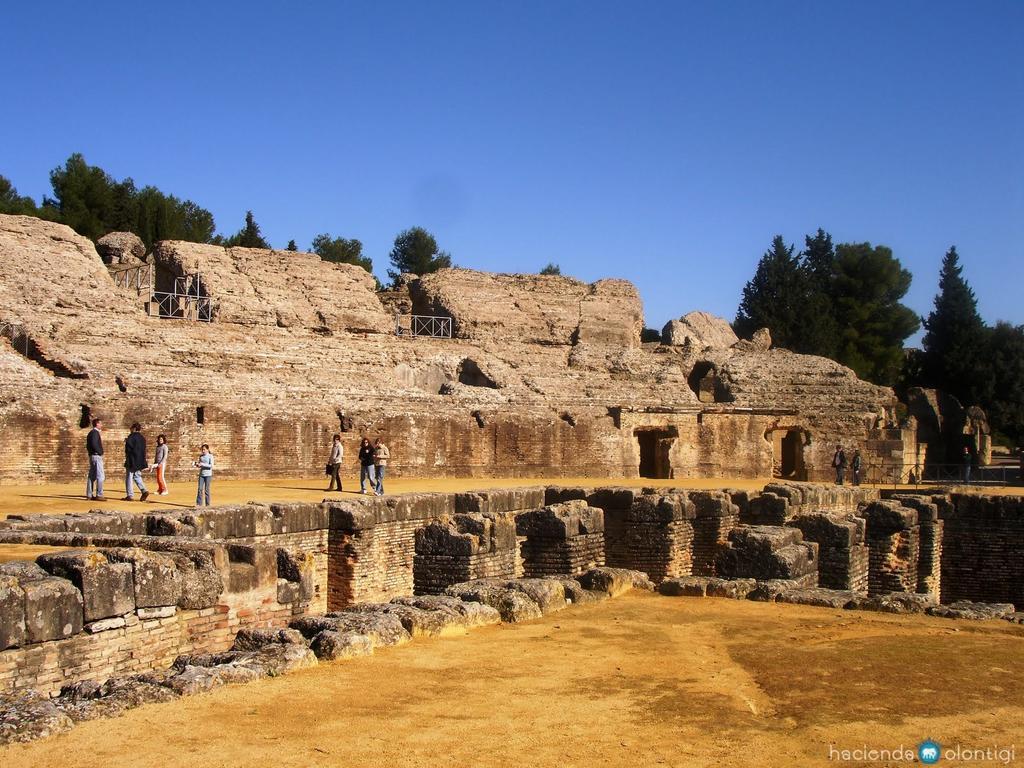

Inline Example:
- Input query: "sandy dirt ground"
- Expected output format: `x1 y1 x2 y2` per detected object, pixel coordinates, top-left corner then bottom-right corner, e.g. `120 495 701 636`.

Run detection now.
2 591 1022 768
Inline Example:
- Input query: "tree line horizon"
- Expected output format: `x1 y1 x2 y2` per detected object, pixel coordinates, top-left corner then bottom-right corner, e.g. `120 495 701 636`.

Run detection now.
1 154 1021 445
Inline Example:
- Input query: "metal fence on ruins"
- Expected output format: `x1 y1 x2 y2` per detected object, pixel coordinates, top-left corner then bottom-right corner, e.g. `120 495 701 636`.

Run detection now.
109 262 153 295
395 313 452 338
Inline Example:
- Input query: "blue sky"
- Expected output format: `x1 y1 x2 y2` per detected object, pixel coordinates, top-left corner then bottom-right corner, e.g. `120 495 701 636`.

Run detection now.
3 1 1022 334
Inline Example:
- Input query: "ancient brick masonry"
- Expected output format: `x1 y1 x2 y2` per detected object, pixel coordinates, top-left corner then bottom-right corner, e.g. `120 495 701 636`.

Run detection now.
689 491 740 576
890 494 944 600
937 493 1024 607
714 526 819 587
515 501 605 578
414 513 518 594
787 514 869 593
861 501 919 597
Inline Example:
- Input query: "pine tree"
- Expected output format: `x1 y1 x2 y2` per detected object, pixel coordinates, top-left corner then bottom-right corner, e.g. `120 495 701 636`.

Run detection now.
0 176 38 215
286 239 298 251
224 211 270 249
830 242 919 385
387 227 452 283
311 233 372 273
539 263 562 275
734 235 807 346
920 247 987 404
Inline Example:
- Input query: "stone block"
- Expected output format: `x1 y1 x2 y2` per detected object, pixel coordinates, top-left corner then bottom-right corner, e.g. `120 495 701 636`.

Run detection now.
22 576 83 642
277 548 315 601
0 690 75 745
169 550 223 609
0 576 27 650
577 567 654 596
101 548 183 608
310 630 374 660
37 549 135 622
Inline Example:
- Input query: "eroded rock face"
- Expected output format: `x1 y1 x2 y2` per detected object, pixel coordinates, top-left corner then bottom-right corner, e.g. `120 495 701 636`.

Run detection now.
409 269 643 347
153 240 391 334
96 232 146 264
662 311 738 349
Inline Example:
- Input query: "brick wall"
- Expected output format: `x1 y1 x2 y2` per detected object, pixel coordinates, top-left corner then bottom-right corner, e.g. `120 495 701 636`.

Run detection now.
939 494 1024 607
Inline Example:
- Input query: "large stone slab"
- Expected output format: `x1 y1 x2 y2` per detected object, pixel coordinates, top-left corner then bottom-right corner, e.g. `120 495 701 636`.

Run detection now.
37 549 134 622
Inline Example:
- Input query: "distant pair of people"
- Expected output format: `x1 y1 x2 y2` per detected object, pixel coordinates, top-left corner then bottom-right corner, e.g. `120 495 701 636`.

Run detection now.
831 445 862 486
325 435 389 495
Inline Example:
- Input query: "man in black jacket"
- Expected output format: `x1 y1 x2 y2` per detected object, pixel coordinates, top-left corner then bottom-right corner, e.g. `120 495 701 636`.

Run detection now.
86 418 106 500
123 422 149 502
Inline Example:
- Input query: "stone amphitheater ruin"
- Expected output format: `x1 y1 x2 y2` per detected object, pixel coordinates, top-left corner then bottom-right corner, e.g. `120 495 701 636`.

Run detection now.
0 214 1020 748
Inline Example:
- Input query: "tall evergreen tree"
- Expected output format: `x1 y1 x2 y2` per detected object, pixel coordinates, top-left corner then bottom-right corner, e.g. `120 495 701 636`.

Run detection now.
223 211 270 249
387 226 451 283
286 239 298 251
830 242 920 385
734 235 807 346
0 176 38 215
539 262 562 275
979 322 1024 444
797 228 840 358
43 154 137 240
920 247 987 405
311 233 372 273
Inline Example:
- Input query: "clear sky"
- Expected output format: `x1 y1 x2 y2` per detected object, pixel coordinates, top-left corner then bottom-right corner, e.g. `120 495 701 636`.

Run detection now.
3 1 1022 334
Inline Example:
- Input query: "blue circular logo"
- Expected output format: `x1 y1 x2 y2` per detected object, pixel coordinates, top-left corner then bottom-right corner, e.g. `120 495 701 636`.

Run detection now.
919 740 942 764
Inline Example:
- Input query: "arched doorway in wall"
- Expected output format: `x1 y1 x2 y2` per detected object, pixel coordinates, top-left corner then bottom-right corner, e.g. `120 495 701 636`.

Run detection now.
634 426 679 479
765 427 808 480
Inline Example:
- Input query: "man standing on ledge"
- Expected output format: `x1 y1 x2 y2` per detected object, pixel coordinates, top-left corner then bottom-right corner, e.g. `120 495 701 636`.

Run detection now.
123 423 149 502
85 417 106 501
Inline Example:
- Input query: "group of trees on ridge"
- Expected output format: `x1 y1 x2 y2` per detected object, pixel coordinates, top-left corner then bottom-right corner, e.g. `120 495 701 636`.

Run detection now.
2 156 1021 444
735 231 1023 445
0 154 452 285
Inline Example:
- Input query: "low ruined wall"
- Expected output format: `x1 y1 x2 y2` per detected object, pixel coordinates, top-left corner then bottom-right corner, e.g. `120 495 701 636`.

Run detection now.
3 484 1019 699
939 494 1024 607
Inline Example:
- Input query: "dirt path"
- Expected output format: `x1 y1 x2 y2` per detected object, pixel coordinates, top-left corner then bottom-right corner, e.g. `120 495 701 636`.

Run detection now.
3 592 1021 768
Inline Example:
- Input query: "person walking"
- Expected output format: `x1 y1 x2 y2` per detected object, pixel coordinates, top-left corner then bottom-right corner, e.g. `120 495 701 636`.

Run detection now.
123 423 149 502
962 445 972 485
151 434 169 495
374 437 390 496
358 437 376 494
85 417 106 501
832 444 847 485
851 449 862 486
193 444 214 506
326 434 343 492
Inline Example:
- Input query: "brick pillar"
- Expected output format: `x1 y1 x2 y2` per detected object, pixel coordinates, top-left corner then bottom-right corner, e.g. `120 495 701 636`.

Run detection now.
861 501 919 597
515 500 605 577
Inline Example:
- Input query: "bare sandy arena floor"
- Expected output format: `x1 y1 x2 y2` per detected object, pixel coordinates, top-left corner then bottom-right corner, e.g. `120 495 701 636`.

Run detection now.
1 592 1022 767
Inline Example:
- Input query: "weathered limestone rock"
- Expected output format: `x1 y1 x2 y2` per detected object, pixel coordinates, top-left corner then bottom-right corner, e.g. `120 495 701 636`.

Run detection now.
231 627 307 651
37 549 135 622
96 232 145 264
658 576 756 599
21 574 84 643
661 311 738 349
0 575 26 650
101 547 182 608
291 611 411 648
443 580 544 623
153 240 391 333
539 576 608 605
715 526 819 585
576 567 654 597
775 587 858 609
853 591 935 614
390 594 502 628
0 690 75 745
56 677 178 722
925 601 1016 621
309 630 374 661
410 268 643 347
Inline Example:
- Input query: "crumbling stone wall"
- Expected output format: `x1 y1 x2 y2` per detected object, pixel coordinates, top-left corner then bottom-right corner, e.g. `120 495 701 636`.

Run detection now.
861 501 920 596
515 501 605 577
938 494 1024 607
787 513 869 593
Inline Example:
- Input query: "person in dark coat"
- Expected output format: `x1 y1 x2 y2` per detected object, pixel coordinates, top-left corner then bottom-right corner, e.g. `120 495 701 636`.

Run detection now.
85 417 106 500
832 445 847 485
851 449 862 486
358 437 376 494
123 422 149 502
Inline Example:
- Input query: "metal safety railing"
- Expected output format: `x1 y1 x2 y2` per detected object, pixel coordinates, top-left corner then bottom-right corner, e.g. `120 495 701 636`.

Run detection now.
0 320 29 355
395 313 452 338
839 462 1021 488
147 292 215 322
109 263 153 294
